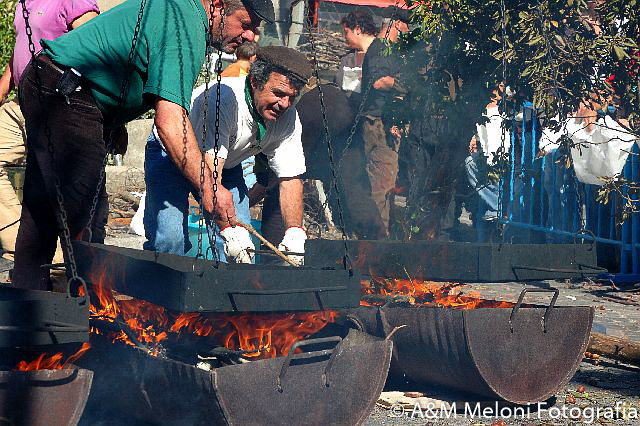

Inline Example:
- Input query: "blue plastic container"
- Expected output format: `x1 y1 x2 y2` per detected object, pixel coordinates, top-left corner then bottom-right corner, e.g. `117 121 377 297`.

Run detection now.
185 207 261 258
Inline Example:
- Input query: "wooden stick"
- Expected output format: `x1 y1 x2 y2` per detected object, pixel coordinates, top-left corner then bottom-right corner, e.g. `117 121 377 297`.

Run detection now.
236 222 300 267
587 332 640 367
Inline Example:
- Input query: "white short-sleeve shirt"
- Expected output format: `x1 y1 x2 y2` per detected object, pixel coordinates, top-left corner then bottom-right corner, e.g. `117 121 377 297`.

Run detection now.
189 77 306 178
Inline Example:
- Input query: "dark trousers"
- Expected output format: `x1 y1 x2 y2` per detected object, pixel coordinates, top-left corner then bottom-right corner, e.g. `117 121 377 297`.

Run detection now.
13 56 107 290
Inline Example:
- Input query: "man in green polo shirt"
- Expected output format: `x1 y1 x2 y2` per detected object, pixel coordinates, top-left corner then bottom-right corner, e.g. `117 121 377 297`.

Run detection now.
13 0 274 290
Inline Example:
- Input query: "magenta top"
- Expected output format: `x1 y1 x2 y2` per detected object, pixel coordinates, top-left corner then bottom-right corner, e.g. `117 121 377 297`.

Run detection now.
12 0 100 86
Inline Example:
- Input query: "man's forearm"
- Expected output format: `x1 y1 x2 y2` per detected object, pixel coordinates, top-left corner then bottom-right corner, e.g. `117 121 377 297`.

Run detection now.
279 177 304 228
204 152 237 227
154 99 216 213
0 58 14 103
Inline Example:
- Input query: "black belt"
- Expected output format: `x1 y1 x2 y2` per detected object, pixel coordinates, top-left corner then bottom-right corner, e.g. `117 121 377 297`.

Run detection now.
37 54 84 104
36 53 72 74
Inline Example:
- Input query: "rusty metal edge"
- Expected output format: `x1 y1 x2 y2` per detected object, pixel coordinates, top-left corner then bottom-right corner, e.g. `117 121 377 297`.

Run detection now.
354 339 393 426
210 370 231 426
64 367 94 426
2 367 93 426
462 307 595 404
212 337 393 426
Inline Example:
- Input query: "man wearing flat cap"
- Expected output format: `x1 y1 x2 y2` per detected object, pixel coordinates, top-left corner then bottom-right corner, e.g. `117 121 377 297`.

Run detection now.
13 0 275 290
144 46 313 265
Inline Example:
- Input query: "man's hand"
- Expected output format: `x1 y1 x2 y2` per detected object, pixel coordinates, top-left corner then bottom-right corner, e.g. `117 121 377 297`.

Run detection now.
278 227 306 266
214 186 237 226
220 226 255 263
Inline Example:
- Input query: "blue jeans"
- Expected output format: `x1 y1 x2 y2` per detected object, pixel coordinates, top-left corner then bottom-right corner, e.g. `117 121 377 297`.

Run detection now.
465 154 499 215
143 132 250 261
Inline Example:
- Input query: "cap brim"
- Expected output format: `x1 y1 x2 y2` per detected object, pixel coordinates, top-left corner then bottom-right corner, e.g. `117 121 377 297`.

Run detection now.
242 0 275 24
253 9 275 24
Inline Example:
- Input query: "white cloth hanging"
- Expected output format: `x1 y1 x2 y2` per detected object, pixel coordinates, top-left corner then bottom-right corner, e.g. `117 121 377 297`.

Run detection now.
568 116 638 185
476 106 510 165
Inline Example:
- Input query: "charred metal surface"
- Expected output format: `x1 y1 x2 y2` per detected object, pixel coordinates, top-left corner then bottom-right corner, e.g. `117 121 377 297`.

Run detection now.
306 240 601 281
342 289 594 404
73 241 361 312
78 329 392 425
0 287 89 348
0 367 93 426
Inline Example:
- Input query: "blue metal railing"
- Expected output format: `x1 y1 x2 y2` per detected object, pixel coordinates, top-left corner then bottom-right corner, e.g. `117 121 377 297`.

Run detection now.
499 104 640 275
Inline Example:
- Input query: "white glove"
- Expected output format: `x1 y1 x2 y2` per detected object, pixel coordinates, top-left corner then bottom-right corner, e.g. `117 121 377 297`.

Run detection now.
220 226 255 264
278 227 307 266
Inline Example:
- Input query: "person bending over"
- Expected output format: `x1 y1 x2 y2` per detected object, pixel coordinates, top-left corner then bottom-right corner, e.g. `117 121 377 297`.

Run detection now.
144 46 312 265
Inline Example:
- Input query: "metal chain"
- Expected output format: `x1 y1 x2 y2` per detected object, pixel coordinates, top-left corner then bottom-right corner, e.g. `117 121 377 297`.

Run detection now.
317 9 397 223
210 5 225 263
334 16 395 176
535 1 586 234
84 0 147 239
305 10 354 270
19 0 83 289
197 1 225 262
197 11 214 259
496 0 509 239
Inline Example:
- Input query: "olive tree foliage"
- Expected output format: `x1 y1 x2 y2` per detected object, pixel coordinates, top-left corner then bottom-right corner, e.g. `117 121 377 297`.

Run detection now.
391 0 639 239
1 0 17 72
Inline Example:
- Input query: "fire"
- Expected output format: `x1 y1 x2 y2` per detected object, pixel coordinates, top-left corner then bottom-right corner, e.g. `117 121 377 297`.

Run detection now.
170 311 336 358
15 343 91 371
86 261 335 359
361 277 515 309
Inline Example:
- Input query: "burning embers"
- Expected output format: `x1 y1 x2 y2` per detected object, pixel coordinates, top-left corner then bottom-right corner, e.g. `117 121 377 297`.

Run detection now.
361 277 516 309
85 266 336 360
85 262 511 363
15 343 91 371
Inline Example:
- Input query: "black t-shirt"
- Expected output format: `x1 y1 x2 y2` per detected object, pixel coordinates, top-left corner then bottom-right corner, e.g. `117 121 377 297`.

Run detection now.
361 38 399 118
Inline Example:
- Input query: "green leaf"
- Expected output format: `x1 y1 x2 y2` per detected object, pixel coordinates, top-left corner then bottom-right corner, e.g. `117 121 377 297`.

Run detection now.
613 45 628 59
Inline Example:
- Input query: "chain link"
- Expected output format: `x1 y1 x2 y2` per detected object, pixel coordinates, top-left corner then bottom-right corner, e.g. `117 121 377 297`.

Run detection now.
496 0 509 239
334 17 395 177
210 5 225 263
84 0 147 239
311 7 396 255
197 1 225 262
20 0 81 282
304 9 364 270
534 1 586 233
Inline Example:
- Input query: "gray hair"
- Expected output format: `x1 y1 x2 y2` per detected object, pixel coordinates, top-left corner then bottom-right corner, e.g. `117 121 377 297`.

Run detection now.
248 59 306 92
222 0 244 14
236 41 258 60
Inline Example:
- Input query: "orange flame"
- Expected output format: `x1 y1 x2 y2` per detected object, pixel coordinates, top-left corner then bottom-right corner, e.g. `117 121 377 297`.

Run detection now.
15 342 91 371
171 311 336 358
87 259 335 359
361 277 515 309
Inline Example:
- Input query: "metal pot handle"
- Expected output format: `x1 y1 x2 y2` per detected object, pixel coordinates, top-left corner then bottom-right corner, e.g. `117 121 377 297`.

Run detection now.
509 288 559 333
276 335 342 393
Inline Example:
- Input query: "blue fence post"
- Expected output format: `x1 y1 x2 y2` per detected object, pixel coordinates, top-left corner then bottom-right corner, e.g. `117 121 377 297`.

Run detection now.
632 145 639 274
509 115 516 221
528 104 536 226
520 111 526 223
501 102 639 276
622 159 631 273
